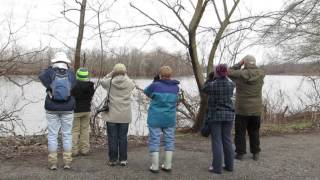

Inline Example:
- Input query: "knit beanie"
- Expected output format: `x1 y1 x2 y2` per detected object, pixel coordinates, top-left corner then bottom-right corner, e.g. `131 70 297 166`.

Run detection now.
113 63 127 74
215 64 228 77
242 55 256 65
76 68 89 81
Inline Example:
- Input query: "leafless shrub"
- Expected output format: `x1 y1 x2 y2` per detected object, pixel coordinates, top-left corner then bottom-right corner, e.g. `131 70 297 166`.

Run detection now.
0 96 27 136
297 76 320 127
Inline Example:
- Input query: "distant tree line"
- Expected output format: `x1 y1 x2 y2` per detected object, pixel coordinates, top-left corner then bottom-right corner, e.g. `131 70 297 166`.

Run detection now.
261 62 320 75
2 47 193 77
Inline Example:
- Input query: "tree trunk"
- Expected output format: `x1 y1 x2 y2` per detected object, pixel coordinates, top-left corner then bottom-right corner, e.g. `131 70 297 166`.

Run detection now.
192 93 208 132
74 0 87 70
188 31 207 131
187 1 208 132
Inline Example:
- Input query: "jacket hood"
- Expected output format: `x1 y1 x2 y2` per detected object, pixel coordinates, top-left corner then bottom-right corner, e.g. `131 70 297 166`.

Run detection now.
242 65 265 83
158 79 180 85
111 75 133 90
76 80 94 93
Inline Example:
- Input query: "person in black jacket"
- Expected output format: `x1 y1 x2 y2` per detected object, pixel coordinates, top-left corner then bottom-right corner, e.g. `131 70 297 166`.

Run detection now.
71 68 94 156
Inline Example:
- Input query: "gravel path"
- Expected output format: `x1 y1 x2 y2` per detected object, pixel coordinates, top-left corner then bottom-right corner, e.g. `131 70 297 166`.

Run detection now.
1 133 320 180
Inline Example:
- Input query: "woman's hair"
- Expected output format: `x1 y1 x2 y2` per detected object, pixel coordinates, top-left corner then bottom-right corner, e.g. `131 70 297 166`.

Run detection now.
159 66 172 79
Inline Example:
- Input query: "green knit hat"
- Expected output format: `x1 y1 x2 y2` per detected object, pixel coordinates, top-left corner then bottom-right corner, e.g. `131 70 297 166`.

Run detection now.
76 68 89 81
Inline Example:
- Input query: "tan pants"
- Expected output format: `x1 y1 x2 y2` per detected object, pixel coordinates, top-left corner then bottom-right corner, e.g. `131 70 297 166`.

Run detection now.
72 112 91 155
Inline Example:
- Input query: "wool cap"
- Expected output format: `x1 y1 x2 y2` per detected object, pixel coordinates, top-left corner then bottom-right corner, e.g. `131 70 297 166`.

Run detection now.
51 52 71 64
159 66 172 78
113 63 127 74
76 68 89 81
215 64 228 77
242 55 256 65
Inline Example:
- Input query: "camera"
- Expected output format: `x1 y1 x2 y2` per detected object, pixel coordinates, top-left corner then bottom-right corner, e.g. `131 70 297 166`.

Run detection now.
96 104 109 113
153 74 160 81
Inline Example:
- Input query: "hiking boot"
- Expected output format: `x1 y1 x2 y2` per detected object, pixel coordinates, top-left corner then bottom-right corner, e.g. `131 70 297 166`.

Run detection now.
48 152 58 170
72 151 79 157
63 152 72 170
63 164 71 170
49 164 58 170
208 166 214 172
108 161 117 166
208 166 222 174
235 153 244 160
80 151 90 156
120 160 128 166
253 153 259 161
223 166 233 172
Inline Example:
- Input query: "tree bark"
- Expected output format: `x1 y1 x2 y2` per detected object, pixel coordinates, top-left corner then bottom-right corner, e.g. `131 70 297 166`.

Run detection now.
74 0 87 70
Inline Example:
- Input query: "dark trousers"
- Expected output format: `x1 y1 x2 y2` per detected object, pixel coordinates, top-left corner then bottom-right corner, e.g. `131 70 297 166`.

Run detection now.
106 122 129 162
234 115 261 154
210 121 234 173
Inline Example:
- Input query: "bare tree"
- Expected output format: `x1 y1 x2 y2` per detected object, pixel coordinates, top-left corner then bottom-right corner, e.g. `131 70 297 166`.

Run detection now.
128 0 265 131
0 12 46 136
61 0 87 70
262 0 320 62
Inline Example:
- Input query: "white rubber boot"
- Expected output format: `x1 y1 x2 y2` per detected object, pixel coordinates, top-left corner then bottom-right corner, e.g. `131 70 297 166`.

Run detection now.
149 152 159 173
161 151 173 172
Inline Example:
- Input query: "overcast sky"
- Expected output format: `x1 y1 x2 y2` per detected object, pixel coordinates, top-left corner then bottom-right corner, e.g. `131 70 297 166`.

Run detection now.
0 0 285 64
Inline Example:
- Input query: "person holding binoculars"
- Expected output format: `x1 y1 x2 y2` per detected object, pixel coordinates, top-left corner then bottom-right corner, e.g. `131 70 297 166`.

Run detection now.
100 63 135 166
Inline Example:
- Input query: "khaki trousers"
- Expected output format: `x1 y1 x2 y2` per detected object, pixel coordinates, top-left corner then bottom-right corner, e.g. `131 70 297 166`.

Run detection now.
72 112 91 155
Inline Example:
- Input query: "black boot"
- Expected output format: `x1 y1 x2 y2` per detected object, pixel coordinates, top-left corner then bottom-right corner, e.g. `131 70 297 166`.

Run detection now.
253 153 259 161
235 153 244 160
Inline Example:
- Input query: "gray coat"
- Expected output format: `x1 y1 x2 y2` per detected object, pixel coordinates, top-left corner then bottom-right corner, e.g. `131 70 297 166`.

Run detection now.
100 75 135 123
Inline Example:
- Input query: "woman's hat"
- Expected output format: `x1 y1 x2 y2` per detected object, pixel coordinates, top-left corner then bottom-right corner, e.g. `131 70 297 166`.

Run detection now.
215 64 228 77
113 63 127 74
51 52 71 64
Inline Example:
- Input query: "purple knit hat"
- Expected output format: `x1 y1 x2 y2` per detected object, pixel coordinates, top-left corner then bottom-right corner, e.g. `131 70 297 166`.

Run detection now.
215 64 228 77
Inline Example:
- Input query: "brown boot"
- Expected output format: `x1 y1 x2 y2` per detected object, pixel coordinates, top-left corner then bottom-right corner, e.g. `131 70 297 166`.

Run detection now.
63 152 73 169
48 152 58 170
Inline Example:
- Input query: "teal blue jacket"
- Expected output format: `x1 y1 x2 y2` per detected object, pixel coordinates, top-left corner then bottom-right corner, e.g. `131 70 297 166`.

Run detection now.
144 79 180 128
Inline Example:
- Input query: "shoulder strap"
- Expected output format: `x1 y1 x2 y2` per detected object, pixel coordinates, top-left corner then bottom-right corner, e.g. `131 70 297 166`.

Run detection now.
105 77 113 105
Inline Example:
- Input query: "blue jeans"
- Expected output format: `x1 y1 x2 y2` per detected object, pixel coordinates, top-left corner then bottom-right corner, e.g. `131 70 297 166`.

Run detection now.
46 112 74 153
210 121 234 173
148 127 175 152
106 122 129 162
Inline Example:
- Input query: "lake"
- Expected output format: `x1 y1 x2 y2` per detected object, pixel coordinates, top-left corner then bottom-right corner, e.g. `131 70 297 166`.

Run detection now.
0 75 316 136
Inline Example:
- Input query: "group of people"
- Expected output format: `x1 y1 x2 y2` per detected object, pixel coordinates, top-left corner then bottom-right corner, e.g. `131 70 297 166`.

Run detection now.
39 52 265 175
202 55 265 174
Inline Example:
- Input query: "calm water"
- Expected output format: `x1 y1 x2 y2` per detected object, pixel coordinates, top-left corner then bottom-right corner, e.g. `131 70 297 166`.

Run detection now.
0 75 315 136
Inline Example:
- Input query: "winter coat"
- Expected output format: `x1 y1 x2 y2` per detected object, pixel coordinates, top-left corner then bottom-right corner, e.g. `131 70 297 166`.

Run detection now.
228 63 265 116
202 77 235 122
100 74 135 123
144 79 180 128
71 80 95 113
38 66 76 112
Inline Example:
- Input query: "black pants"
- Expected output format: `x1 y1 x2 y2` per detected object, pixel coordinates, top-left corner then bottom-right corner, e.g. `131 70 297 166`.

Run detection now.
234 115 261 154
106 122 129 162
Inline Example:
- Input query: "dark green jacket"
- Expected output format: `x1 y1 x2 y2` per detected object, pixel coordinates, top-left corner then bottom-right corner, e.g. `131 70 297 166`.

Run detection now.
228 63 265 116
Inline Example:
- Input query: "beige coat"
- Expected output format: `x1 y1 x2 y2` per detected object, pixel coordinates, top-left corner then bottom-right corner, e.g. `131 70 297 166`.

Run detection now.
100 75 135 123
